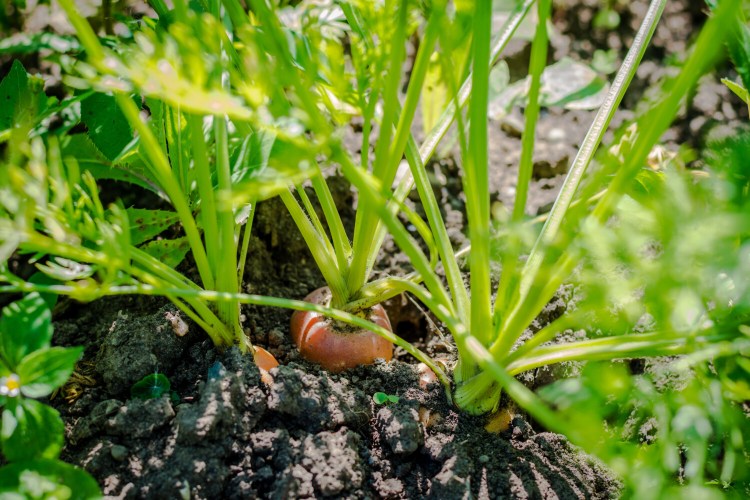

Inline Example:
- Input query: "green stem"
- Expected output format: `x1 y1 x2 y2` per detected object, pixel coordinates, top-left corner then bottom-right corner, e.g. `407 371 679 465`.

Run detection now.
237 204 254 286
188 113 221 285
114 94 216 291
336 149 454 313
346 1 409 295
512 0 550 221
494 0 551 332
492 0 736 359
418 0 536 166
465 0 493 346
505 332 727 376
310 174 352 272
214 116 243 340
279 189 348 304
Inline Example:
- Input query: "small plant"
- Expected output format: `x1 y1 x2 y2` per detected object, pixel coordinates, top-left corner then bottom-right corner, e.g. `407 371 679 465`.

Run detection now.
130 372 179 403
372 392 400 405
0 293 99 498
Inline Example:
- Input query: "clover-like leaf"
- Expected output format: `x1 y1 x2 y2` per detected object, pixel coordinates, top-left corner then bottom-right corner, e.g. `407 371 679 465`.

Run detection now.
131 373 171 400
17 347 83 399
0 294 53 369
372 392 399 405
1 399 64 462
0 459 100 499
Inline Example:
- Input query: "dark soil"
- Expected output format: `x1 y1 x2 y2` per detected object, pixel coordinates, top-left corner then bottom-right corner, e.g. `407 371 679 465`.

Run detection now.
27 0 747 498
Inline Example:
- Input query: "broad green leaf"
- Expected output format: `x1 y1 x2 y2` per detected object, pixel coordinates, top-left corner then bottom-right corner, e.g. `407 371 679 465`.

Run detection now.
140 237 191 269
229 135 316 203
62 134 158 193
540 58 608 109
0 459 100 499
0 60 47 131
0 294 53 369
80 93 133 161
17 347 83 399
127 209 180 246
490 58 609 113
144 97 166 154
131 373 171 400
1 400 63 461
231 130 276 185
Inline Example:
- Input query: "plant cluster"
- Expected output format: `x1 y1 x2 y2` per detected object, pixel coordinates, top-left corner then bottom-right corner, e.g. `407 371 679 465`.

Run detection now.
0 0 749 496
0 293 98 498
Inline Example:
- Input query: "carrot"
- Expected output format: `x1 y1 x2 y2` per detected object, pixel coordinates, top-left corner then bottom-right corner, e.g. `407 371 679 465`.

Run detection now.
253 346 279 385
290 287 393 372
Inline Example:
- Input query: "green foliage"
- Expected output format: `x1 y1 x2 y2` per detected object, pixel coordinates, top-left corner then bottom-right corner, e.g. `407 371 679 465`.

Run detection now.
0 1 748 496
0 60 48 132
80 93 134 161
0 294 99 498
2 400 64 462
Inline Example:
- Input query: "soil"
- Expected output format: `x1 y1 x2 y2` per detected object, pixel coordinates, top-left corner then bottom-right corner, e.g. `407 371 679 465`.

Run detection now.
7 0 747 498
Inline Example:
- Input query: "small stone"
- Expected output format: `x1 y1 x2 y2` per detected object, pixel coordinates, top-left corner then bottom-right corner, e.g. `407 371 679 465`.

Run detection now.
110 445 128 461
375 402 423 456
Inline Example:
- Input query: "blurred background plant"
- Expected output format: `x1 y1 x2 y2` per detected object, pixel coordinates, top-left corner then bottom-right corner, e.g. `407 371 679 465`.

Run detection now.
0 293 100 498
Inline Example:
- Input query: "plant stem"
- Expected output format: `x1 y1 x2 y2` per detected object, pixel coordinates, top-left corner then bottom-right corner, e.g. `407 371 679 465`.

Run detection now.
465 0 493 346
505 332 728 375
512 0 550 221
494 0 552 329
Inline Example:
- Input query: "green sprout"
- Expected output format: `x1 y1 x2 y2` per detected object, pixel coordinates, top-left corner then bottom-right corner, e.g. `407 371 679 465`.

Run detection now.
372 392 400 405
131 372 179 403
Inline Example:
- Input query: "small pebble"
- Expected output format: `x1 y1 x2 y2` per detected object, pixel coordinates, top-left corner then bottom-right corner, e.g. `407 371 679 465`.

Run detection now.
111 445 128 461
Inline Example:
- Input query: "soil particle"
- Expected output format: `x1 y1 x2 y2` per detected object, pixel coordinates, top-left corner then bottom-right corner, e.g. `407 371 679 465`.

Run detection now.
375 400 424 456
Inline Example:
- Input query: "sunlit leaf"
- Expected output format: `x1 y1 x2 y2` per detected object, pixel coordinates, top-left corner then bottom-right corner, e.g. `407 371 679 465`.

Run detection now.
18 346 83 398
0 60 47 131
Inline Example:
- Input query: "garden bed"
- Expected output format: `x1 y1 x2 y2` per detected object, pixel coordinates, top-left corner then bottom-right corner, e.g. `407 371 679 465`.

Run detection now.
2 0 748 498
